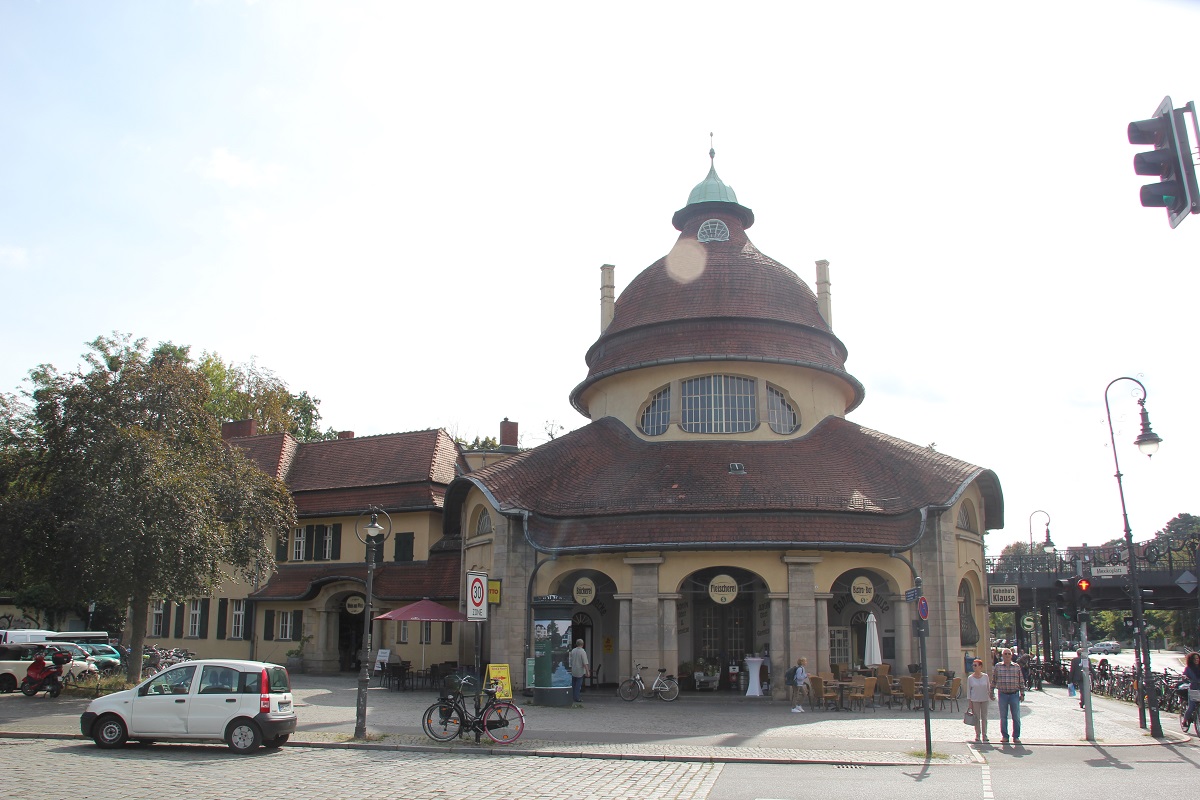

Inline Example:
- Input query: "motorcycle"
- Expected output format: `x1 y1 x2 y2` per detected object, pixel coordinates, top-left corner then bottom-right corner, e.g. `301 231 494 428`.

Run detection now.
20 653 68 698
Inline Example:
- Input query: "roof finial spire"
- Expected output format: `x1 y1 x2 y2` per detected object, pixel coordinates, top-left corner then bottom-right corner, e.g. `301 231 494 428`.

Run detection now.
709 131 715 163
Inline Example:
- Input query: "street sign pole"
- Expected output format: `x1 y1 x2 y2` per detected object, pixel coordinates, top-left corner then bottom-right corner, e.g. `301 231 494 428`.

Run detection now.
891 548 931 759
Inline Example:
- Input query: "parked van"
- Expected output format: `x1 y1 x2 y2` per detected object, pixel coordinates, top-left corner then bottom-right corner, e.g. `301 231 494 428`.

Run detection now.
45 631 109 646
0 630 57 644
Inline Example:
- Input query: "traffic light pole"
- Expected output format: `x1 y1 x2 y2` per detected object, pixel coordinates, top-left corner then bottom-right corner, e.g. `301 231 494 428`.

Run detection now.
1080 620 1095 742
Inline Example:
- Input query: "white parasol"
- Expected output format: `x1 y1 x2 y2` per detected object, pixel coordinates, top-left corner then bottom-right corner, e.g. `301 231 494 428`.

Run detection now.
864 612 883 667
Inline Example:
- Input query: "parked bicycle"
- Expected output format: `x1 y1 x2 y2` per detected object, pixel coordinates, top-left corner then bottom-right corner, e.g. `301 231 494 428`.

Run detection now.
618 663 679 701
421 676 525 744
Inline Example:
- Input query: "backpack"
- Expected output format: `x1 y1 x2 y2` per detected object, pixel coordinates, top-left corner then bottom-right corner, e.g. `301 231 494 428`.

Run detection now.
785 665 798 685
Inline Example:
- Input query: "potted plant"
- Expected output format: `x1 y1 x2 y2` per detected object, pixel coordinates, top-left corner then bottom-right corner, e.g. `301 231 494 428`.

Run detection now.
285 634 312 673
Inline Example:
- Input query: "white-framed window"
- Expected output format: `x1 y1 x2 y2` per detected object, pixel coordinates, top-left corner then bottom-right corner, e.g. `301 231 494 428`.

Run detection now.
398 621 408 644
681 375 756 433
319 525 333 560
230 600 245 640
420 621 432 645
292 526 306 561
639 386 671 435
475 510 493 537
697 218 730 242
188 600 203 637
151 600 164 637
279 611 293 641
829 626 851 667
766 385 799 434
441 622 454 645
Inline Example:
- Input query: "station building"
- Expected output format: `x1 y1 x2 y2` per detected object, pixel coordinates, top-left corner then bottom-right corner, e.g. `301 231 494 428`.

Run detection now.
443 154 1004 693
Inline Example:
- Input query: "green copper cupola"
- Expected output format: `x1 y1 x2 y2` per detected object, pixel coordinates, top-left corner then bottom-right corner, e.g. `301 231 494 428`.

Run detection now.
672 142 755 231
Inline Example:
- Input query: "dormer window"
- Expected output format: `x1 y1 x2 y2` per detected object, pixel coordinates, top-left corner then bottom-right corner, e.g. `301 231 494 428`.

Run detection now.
697 219 730 242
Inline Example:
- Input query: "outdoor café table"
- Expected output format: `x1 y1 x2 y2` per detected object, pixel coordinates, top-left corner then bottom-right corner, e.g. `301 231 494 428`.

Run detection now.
744 657 764 696
828 680 854 710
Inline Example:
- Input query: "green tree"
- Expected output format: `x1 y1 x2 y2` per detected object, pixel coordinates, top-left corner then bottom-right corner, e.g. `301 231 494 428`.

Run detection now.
6 334 296 680
197 353 337 442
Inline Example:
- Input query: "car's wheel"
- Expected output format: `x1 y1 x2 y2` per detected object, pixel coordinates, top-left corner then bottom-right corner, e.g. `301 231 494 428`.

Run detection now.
226 719 262 754
93 714 128 748
0 674 16 693
262 734 289 749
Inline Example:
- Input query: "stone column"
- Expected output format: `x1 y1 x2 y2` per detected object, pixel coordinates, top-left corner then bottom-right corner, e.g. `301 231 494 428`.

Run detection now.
625 556 664 680
769 594 787 698
895 592 913 671
659 594 680 676
783 556 820 669
815 594 832 674
615 594 631 683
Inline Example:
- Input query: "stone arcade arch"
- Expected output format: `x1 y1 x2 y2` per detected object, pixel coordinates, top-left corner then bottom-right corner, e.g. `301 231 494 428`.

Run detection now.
827 568 901 675
551 569 618 687
676 566 771 691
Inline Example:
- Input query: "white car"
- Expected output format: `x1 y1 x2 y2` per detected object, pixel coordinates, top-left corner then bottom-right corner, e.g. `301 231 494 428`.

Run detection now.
80 659 296 753
1088 641 1122 654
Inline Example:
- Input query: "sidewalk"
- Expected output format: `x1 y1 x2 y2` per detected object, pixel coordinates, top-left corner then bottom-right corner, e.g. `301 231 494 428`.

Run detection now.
0 676 1188 766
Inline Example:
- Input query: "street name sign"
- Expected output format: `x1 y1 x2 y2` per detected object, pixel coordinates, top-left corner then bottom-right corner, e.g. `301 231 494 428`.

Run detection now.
1090 565 1128 577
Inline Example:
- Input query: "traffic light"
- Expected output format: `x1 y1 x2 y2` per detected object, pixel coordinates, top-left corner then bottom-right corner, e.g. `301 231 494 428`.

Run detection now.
1128 96 1199 228
1075 577 1092 623
1055 578 1075 621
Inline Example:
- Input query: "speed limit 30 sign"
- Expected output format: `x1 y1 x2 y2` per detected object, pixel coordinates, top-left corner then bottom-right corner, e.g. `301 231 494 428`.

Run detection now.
467 570 488 621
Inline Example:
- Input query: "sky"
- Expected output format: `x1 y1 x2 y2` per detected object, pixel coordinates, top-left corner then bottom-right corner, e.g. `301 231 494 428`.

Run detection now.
2 0 1198 555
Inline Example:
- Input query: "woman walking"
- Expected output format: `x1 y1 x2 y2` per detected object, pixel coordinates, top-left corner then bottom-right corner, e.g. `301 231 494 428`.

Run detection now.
967 658 994 742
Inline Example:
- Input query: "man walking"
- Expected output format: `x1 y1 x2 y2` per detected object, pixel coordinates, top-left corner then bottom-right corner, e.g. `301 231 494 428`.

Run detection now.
569 639 590 707
991 648 1025 743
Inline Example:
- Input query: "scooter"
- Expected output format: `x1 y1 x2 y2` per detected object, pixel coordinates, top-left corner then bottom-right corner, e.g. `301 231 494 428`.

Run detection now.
20 654 67 698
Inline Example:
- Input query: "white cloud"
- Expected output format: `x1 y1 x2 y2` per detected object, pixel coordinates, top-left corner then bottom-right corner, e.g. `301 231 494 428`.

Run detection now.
199 148 283 189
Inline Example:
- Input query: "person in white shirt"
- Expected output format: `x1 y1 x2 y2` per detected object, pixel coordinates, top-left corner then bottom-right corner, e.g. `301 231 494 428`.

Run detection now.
966 658 994 742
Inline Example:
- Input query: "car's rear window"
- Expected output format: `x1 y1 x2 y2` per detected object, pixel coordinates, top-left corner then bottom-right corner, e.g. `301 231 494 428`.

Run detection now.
237 667 290 694
266 666 290 693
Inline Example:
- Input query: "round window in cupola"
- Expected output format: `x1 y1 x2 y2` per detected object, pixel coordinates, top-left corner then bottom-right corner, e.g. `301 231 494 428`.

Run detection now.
696 219 730 242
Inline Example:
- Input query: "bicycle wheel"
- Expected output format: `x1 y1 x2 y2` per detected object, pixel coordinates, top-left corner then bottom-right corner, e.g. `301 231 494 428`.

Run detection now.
421 701 463 742
618 679 639 701
656 678 680 702
482 701 525 743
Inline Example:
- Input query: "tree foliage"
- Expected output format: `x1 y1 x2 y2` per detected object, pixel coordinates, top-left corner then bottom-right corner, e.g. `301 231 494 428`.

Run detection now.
197 352 337 442
1 334 296 678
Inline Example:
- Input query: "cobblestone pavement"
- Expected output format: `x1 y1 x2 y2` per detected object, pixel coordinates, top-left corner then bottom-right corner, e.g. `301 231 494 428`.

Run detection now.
0 674 1187 769
0 738 721 800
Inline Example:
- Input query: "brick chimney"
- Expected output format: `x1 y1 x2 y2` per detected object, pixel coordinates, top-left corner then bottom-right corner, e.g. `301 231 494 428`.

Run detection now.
499 418 518 450
221 419 258 439
337 431 355 439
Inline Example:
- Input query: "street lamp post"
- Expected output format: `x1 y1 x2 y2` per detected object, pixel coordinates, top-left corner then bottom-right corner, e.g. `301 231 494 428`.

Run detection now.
1104 376 1163 738
1028 510 1051 688
353 507 392 740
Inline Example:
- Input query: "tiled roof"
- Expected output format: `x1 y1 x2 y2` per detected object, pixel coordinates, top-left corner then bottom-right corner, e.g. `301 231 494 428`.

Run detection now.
229 428 464 517
572 209 860 413
446 416 1002 552
286 429 461 490
228 433 297 481
250 550 462 602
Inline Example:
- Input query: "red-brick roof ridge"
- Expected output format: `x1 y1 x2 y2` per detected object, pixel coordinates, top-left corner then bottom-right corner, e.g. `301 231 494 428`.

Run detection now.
450 415 1002 528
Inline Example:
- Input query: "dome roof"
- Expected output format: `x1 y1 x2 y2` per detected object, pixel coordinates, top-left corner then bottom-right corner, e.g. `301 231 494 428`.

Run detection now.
570 166 863 416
